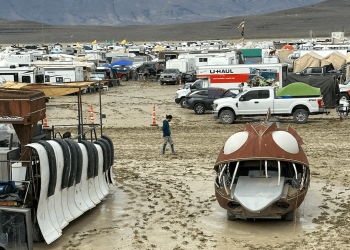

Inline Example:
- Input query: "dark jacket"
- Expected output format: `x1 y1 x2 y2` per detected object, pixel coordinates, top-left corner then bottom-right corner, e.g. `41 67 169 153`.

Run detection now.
162 120 171 137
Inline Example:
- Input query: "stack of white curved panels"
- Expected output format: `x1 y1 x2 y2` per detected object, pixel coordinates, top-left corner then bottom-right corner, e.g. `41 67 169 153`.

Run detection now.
27 135 115 244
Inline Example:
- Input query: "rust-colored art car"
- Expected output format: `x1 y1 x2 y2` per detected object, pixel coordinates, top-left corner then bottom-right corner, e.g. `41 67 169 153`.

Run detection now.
214 113 309 221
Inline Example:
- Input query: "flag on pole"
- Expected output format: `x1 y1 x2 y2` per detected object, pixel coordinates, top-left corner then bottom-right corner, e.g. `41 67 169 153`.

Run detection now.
92 40 97 44
110 39 114 45
238 21 245 37
121 39 126 45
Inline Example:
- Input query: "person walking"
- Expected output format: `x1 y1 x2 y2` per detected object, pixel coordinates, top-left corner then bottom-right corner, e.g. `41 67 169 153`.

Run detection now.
162 115 175 154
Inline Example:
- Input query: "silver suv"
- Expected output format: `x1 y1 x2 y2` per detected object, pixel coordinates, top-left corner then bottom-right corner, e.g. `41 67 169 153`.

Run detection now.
159 68 181 85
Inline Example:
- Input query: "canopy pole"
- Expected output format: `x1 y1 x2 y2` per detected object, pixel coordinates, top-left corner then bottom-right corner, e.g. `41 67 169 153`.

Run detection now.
219 164 226 185
223 176 230 195
293 163 298 179
265 160 268 178
230 162 240 189
300 165 305 189
99 81 103 136
278 161 281 185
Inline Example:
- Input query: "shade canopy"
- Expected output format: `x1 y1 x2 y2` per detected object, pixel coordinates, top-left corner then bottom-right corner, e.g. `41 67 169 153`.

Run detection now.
111 59 133 66
281 45 294 50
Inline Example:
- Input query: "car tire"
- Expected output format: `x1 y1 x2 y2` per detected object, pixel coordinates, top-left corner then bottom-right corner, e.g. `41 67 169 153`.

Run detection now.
219 109 235 124
284 210 295 221
121 75 128 81
293 109 309 124
180 98 187 108
194 103 206 115
340 93 349 101
227 210 237 221
159 81 164 85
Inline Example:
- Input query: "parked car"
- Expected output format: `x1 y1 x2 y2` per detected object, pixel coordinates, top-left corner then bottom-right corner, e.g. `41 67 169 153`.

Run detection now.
300 64 346 83
186 88 236 114
212 86 328 124
339 77 350 101
137 62 164 78
114 65 131 81
159 68 182 85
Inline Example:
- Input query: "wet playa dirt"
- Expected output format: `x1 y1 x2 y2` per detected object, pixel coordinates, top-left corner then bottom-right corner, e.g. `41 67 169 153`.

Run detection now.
34 81 350 249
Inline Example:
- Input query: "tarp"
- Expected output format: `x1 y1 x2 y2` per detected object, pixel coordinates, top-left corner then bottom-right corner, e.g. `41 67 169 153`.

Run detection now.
153 45 164 51
111 59 132 66
241 49 262 58
293 52 323 73
245 61 255 64
346 52 350 63
277 82 321 97
281 45 294 50
321 51 346 70
1 81 94 97
74 55 93 62
285 74 340 107
277 50 293 59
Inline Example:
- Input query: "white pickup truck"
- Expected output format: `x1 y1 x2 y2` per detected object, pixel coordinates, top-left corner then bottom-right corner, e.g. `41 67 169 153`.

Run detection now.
212 86 328 124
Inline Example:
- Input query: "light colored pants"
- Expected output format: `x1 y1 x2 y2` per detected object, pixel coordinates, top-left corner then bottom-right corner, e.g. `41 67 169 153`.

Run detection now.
163 136 174 145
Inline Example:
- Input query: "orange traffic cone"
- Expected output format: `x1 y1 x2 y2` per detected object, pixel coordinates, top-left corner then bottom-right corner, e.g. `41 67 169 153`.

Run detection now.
43 114 48 127
179 78 182 86
90 105 94 124
150 104 158 127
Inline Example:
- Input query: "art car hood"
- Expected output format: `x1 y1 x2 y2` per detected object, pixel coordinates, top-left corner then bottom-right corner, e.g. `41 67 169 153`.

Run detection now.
214 122 309 169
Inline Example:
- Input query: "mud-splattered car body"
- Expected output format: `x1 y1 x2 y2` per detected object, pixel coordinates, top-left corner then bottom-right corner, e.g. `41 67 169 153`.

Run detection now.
214 115 309 220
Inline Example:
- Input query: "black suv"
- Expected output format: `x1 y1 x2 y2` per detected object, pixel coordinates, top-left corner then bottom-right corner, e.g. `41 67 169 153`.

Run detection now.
186 88 236 114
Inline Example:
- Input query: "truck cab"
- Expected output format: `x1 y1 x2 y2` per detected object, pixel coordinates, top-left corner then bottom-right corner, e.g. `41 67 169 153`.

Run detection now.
339 77 350 101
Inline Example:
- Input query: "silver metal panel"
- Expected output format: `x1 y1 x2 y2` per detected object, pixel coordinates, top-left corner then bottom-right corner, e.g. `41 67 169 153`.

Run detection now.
0 207 33 250
281 184 290 199
0 147 20 181
233 176 285 213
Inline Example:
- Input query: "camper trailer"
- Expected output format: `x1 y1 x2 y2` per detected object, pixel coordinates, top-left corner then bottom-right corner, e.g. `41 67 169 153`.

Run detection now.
0 66 45 83
43 66 84 83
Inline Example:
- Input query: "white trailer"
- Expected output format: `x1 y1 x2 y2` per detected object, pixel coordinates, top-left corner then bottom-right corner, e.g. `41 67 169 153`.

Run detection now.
0 66 45 83
178 52 240 67
166 58 195 73
43 66 84 83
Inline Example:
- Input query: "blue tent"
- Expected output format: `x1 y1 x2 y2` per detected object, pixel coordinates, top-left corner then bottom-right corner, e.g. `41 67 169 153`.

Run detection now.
111 59 133 66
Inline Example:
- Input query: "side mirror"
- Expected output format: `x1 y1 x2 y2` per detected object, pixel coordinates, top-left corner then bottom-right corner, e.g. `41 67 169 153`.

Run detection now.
239 96 245 101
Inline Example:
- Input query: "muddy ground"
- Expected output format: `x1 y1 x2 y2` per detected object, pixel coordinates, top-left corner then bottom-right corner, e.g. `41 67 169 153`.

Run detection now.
35 80 350 250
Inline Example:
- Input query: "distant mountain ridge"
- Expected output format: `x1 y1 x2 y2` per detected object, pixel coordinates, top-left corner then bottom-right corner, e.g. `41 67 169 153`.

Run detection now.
0 0 326 26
